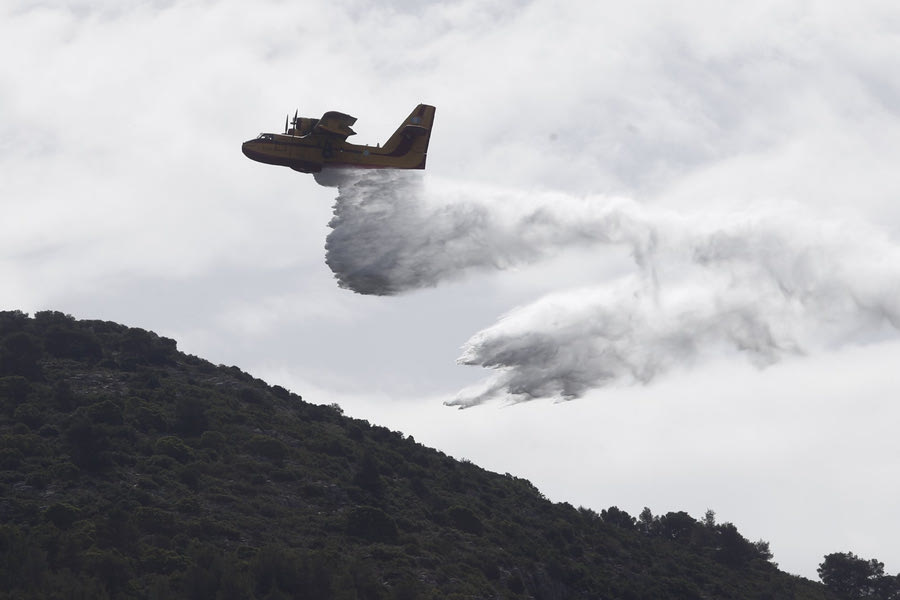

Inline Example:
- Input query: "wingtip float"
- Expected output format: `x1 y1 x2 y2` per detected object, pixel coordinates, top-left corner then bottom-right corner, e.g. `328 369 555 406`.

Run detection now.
242 104 436 174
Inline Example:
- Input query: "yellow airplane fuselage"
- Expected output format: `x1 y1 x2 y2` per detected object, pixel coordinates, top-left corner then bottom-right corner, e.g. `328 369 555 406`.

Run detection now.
242 104 435 174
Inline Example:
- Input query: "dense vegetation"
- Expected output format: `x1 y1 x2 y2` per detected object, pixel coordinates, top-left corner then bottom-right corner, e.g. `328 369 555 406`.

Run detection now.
0 310 838 599
817 553 900 600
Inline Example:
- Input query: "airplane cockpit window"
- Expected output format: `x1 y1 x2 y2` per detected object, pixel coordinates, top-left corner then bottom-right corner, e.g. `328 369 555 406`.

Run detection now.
257 133 275 141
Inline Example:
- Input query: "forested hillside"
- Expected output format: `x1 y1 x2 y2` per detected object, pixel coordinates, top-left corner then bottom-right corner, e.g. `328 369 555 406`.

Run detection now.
0 310 836 599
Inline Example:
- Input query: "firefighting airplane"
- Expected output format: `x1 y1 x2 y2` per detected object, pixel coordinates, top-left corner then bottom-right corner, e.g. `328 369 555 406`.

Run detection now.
241 104 436 173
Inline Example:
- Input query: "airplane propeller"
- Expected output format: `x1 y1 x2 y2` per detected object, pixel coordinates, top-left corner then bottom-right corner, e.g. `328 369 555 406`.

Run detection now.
285 109 302 135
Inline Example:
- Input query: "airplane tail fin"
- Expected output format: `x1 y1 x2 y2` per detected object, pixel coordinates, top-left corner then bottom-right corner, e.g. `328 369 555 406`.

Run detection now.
382 104 436 169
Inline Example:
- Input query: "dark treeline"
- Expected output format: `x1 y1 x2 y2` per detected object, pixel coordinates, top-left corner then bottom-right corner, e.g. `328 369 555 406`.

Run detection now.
598 506 772 567
0 310 839 598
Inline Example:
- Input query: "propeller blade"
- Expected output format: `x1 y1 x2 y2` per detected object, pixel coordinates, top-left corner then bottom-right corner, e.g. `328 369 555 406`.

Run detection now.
285 114 289 133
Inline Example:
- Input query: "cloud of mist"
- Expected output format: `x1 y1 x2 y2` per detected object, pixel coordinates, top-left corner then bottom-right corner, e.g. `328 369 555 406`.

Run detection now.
322 169 900 406
322 169 656 294
451 210 900 406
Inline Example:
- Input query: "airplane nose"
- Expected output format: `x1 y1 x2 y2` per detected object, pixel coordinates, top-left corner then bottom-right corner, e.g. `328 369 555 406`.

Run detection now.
242 140 261 162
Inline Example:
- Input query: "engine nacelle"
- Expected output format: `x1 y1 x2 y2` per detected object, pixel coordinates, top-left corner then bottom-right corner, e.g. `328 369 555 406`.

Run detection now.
288 117 318 136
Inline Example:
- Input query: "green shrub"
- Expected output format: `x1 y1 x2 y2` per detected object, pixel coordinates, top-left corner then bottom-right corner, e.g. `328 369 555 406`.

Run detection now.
0 332 43 379
64 416 110 471
139 545 188 574
0 376 32 406
44 502 81 529
174 396 207 436
50 461 80 481
446 505 484 536
87 399 123 425
44 325 102 361
134 404 168 432
177 462 203 489
200 430 226 450
347 506 398 544
154 436 194 463
0 447 24 469
83 547 133 593
13 402 42 428
246 435 288 465
134 507 177 535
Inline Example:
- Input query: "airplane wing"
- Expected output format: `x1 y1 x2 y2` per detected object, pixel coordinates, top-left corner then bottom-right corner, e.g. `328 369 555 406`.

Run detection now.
313 111 358 139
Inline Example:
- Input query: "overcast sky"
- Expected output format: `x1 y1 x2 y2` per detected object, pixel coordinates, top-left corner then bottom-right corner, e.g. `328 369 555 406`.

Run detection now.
4 0 900 579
